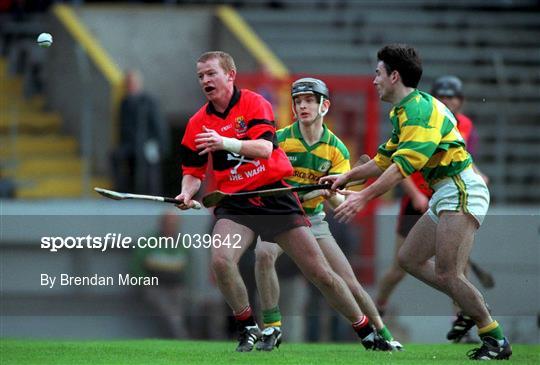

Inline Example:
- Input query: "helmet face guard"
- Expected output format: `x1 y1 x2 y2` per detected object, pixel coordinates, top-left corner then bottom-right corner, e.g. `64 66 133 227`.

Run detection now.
291 78 330 118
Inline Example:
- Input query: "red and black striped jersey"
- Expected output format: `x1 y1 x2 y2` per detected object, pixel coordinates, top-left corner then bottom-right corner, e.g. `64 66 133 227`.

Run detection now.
181 87 293 193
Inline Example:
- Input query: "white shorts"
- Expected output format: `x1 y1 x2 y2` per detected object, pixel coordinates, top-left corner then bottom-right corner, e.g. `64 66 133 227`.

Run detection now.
427 167 490 226
308 212 333 239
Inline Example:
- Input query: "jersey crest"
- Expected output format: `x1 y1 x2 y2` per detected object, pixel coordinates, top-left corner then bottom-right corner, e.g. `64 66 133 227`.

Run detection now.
318 161 331 173
235 116 247 136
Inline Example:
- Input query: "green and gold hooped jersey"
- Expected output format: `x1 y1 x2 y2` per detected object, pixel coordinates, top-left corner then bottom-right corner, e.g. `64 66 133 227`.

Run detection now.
374 90 472 185
277 122 350 215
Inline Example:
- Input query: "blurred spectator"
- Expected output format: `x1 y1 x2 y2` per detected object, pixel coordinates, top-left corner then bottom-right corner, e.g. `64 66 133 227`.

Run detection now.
431 75 488 183
131 210 188 338
112 70 169 194
255 64 278 110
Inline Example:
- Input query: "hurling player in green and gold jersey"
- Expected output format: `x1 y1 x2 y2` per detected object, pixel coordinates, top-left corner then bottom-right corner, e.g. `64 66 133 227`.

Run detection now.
321 44 511 361
254 78 402 352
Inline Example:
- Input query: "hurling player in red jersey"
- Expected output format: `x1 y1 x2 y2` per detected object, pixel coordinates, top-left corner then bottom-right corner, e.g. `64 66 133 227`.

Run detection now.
175 52 393 352
376 75 492 342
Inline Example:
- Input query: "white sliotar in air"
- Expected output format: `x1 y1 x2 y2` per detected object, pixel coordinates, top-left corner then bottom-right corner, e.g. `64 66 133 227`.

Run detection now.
37 33 53 48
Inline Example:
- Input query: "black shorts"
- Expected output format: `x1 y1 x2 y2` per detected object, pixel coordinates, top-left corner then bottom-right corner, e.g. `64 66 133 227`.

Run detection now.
213 180 310 241
396 196 424 237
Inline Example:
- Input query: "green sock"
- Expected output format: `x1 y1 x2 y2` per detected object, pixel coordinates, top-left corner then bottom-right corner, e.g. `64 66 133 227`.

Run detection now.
479 322 504 341
378 326 394 341
262 306 282 328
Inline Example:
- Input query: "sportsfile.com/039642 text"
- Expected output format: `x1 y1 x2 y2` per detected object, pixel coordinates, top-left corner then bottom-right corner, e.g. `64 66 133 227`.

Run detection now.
40 233 243 252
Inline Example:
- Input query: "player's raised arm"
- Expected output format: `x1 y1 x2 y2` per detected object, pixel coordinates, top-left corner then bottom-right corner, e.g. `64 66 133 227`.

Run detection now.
230 137 272 159
195 126 272 159
320 159 383 190
347 159 384 181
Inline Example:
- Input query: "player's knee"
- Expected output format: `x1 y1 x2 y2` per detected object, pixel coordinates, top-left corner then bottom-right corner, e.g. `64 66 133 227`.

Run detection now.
397 250 413 273
435 267 458 285
348 281 367 300
306 266 335 289
390 266 407 281
254 247 278 270
211 255 233 275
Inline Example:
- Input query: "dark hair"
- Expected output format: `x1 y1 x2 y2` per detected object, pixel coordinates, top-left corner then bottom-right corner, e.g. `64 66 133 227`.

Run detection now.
377 44 422 88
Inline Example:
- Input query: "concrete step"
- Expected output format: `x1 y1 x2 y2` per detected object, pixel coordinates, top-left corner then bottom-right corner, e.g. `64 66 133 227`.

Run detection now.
0 135 78 159
3 157 83 178
0 77 23 95
0 95 46 111
0 111 62 133
16 176 112 199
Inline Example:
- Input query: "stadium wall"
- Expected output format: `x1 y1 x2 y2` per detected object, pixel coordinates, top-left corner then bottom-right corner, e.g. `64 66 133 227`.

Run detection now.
1 201 537 343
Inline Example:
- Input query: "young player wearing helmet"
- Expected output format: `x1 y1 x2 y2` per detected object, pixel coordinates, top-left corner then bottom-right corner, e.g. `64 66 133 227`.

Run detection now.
254 78 402 352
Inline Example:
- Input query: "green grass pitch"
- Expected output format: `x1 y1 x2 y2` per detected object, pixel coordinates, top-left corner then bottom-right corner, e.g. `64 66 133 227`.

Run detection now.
1 340 539 364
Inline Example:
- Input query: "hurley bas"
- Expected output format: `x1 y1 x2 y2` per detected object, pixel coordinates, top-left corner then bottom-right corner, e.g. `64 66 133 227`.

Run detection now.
41 273 159 288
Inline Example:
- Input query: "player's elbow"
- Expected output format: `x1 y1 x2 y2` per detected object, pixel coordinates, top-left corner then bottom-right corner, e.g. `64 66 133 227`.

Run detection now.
258 140 273 159
262 148 272 160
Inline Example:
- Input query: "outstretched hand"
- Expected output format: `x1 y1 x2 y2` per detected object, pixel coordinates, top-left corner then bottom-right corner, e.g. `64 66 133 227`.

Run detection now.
319 173 349 190
195 126 224 155
333 190 369 224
